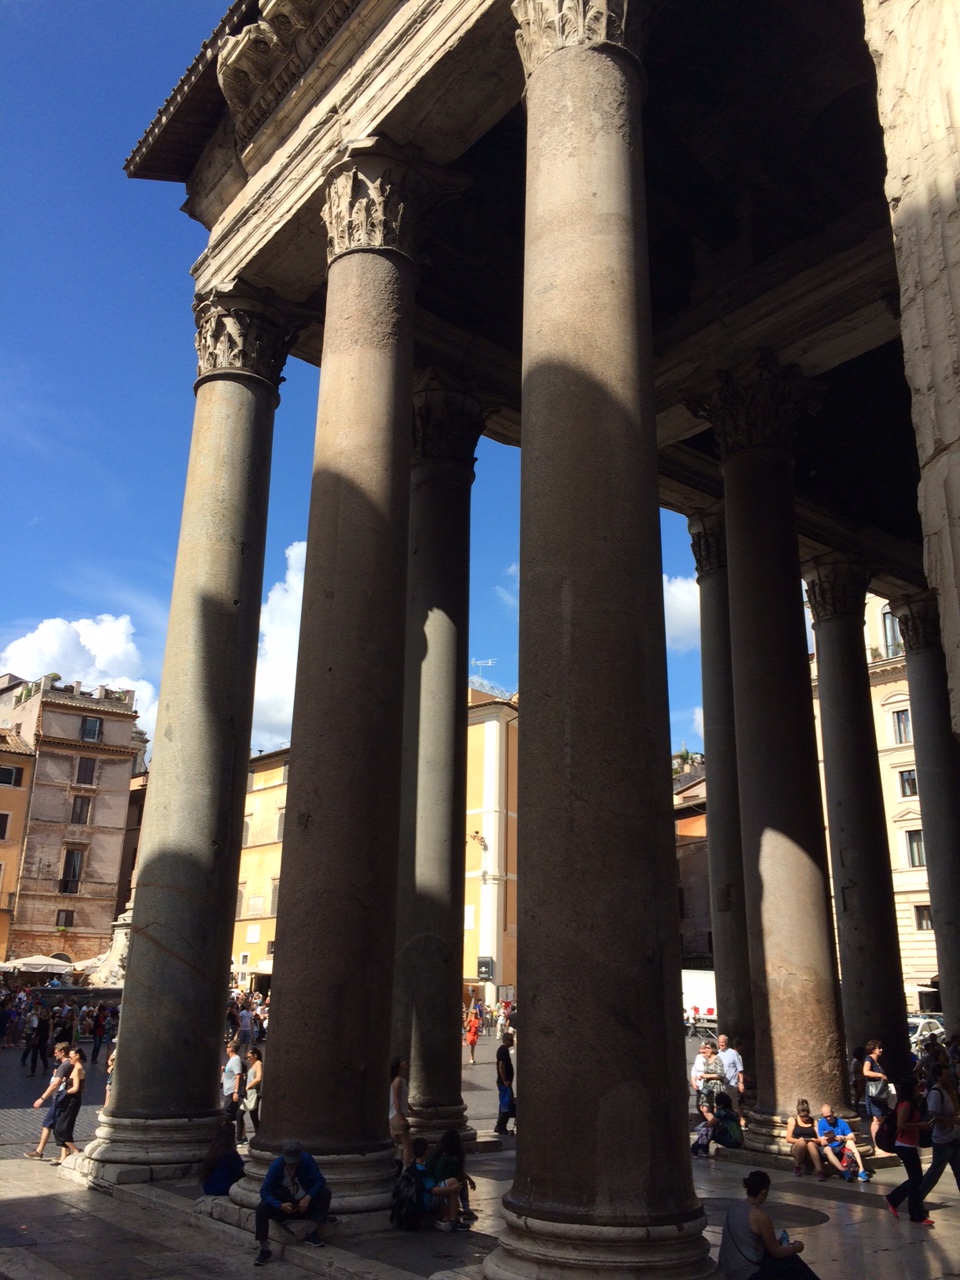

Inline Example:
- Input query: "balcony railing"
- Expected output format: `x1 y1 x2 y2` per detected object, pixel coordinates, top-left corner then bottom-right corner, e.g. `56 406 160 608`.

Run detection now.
26 878 117 900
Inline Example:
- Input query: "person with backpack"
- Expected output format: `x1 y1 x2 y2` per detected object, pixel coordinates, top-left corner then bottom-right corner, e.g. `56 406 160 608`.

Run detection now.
391 1137 431 1231
691 1092 743 1157
882 1076 934 1224
916 1061 960 1204
423 1129 468 1231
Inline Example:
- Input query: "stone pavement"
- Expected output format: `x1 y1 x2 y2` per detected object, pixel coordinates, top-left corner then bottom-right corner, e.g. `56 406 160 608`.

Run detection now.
0 1046 107 1160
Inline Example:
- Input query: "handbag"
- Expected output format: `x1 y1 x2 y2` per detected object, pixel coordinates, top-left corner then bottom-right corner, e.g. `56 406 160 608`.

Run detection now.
241 1087 259 1113
866 1077 888 1099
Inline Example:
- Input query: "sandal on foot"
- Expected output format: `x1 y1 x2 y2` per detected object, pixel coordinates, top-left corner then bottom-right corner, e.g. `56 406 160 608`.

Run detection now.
49 1160 63 1167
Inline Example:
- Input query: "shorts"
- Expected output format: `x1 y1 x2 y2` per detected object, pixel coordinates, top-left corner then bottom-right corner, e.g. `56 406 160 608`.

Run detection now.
389 1114 410 1138
865 1096 889 1118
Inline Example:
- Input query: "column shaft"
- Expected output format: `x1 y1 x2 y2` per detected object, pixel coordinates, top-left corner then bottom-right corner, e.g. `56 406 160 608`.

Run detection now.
805 559 910 1081
893 595 960 1033
485 18 710 1280
252 243 415 1209
689 512 754 1057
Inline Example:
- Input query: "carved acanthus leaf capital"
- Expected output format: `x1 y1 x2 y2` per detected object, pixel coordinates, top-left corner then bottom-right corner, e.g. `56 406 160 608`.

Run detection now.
193 286 304 387
412 368 492 467
321 140 466 264
687 509 726 580
685 354 821 460
892 591 942 654
512 0 636 77
802 555 873 626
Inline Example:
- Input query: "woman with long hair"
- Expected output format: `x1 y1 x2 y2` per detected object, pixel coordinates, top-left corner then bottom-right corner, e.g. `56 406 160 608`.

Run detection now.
718 1170 822 1280
51 1046 86 1165
199 1119 244 1195
244 1047 263 1135
884 1076 933 1224
425 1129 467 1231
785 1100 824 1180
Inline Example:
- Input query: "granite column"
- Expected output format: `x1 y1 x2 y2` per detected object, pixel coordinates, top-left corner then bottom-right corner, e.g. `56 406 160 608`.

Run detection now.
688 509 753 1058
392 369 486 1142
484 6 712 1277
689 359 849 1148
892 592 960 1034
84 288 298 1180
803 555 910 1080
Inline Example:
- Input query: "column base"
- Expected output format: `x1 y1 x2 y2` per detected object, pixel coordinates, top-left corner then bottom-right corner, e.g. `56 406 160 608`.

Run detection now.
743 1109 870 1158
409 1101 477 1147
77 1112 222 1185
482 1205 714 1280
230 1142 396 1213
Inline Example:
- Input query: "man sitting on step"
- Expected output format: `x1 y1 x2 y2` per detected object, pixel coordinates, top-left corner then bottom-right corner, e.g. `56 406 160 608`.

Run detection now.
254 1140 332 1266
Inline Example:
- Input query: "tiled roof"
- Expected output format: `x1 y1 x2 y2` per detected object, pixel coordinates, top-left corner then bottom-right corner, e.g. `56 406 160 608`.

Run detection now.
0 730 32 756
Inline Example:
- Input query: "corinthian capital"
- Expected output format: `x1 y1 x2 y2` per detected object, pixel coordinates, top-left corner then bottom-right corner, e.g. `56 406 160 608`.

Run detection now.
321 138 465 264
687 509 726 581
686 354 820 460
802 555 872 626
412 368 491 468
891 591 942 654
512 0 636 77
193 286 303 387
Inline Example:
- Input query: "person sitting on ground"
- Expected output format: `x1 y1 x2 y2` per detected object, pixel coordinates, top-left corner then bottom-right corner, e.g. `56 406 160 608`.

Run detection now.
815 1104 869 1181
254 1139 332 1266
719 1169 822 1280
691 1092 743 1157
423 1129 467 1231
198 1119 244 1196
785 1100 825 1179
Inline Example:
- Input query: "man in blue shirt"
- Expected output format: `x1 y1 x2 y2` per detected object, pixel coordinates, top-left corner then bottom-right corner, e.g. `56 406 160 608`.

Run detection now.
816 1104 870 1181
254 1140 332 1266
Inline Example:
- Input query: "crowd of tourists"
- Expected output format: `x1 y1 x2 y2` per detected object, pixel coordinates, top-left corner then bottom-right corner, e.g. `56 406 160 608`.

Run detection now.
0 987 118 1073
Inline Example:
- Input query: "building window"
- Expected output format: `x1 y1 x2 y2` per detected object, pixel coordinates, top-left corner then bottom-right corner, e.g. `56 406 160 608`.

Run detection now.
883 609 902 658
907 830 926 868
0 765 24 787
79 717 103 743
915 905 933 931
236 884 245 919
56 909 74 928
60 849 83 894
242 819 250 847
246 924 261 944
270 879 279 915
0 814 8 840
76 757 96 785
277 809 285 841
240 952 249 966
246 771 255 792
70 795 91 825
266 940 275 955
893 709 912 744
899 768 918 797
248 895 264 916
282 761 289 783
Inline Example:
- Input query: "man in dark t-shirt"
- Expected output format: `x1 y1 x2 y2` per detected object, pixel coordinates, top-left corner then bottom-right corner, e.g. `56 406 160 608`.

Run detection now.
25 1041 72 1159
495 1033 515 1135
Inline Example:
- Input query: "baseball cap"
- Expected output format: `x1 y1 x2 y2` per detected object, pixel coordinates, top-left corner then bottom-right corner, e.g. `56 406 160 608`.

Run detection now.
281 1140 303 1164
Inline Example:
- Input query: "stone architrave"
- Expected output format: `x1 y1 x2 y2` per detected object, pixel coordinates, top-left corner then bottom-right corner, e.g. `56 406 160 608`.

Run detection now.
391 368 488 1144
235 143 457 1215
81 287 300 1183
891 592 960 1034
688 508 754 1060
484 5 713 1279
689 357 850 1149
803 554 910 1081
864 1 960 739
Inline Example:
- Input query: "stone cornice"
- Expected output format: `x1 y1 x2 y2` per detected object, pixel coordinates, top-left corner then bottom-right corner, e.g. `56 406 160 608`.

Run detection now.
412 368 491 467
891 591 942 654
193 286 305 386
685 354 821 459
802 555 873 625
511 0 637 77
687 509 726 580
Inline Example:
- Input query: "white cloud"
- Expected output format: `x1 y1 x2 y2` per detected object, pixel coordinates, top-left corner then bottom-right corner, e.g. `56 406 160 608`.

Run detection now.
692 706 704 739
495 562 519 613
663 574 700 652
250 542 306 751
0 614 158 745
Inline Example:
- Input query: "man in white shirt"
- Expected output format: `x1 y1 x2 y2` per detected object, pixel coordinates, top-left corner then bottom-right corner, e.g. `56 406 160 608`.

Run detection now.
221 1040 244 1138
717 1034 744 1102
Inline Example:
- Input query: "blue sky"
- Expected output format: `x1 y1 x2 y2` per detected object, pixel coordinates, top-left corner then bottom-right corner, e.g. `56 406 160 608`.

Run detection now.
0 1 703 754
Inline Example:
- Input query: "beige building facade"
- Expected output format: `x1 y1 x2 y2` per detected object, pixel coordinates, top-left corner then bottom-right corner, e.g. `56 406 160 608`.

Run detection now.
0 725 35 961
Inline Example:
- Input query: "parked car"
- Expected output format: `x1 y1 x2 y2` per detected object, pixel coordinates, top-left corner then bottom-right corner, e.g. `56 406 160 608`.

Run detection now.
908 1015 945 1048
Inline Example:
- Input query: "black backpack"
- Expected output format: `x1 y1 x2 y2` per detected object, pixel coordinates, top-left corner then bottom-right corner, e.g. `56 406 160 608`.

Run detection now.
390 1164 426 1230
874 1109 898 1153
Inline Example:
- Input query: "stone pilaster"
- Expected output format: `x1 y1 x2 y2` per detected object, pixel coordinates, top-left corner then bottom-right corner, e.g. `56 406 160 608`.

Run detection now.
687 509 754 1062
891 592 960 1034
803 554 911 1082
690 359 850 1150
864 1 960 739
483 10 712 1279
392 368 488 1143
80 286 300 1185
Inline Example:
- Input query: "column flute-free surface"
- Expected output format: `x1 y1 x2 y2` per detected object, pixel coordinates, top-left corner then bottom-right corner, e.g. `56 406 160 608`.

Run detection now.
689 359 849 1149
85 289 297 1179
240 143 427 1214
892 592 960 1034
392 370 485 1142
803 555 910 1081
688 509 754 1059
485 6 712 1278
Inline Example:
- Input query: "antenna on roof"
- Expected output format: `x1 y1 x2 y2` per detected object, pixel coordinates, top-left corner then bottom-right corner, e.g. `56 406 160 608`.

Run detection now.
471 658 496 672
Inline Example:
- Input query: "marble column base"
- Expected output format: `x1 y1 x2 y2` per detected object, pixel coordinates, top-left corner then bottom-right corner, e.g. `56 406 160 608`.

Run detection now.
409 1101 477 1147
76 1112 222 1185
230 1143 396 1213
482 1206 714 1280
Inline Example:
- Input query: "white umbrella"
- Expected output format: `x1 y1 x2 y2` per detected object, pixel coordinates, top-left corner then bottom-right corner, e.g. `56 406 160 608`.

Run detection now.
2 954 74 974
75 953 108 973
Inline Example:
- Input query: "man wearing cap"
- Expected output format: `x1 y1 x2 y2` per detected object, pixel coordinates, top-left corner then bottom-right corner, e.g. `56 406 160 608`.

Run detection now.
253 1139 332 1266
